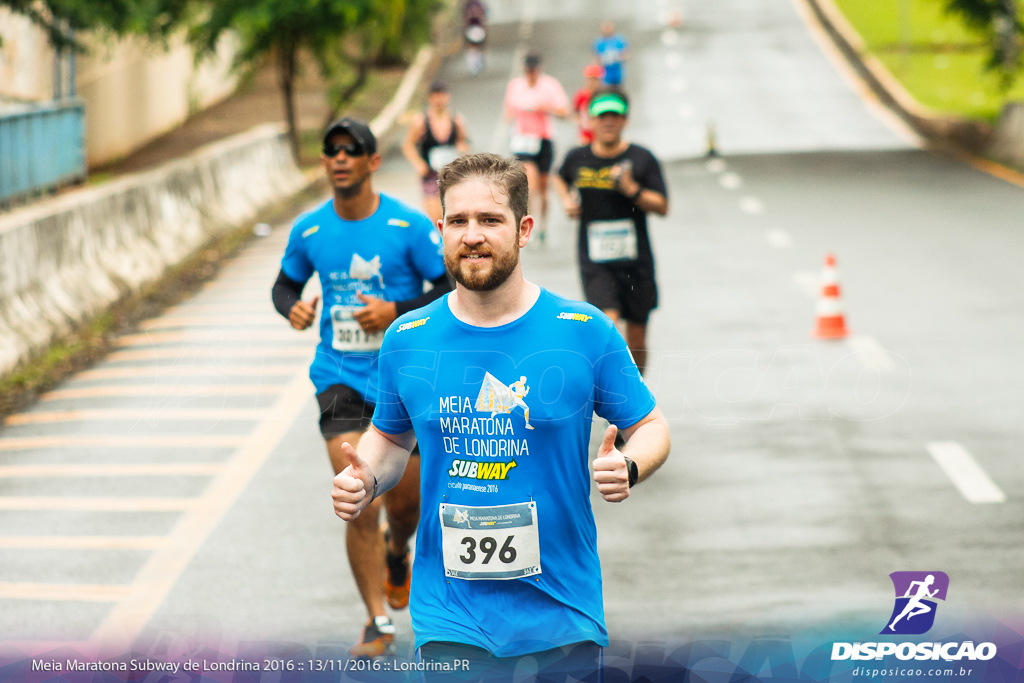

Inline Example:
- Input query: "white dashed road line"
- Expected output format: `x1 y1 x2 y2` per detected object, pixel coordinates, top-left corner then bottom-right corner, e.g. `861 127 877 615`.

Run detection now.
926 442 1006 504
764 229 792 248
740 196 765 215
719 172 743 189
848 335 896 371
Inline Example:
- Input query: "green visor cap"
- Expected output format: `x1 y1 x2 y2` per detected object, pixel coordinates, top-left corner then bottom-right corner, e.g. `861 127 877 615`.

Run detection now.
589 93 628 117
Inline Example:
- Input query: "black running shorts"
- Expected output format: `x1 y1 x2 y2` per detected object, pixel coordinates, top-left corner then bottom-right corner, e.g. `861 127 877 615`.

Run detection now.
514 138 555 174
581 263 658 325
316 383 375 439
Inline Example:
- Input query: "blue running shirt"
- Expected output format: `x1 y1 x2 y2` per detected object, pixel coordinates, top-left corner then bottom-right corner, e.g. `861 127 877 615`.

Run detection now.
373 289 657 656
280 195 445 399
593 34 628 85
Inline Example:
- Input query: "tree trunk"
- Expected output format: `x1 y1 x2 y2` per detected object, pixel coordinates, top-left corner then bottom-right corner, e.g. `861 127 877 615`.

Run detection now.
999 0 1019 73
324 58 371 126
277 46 300 163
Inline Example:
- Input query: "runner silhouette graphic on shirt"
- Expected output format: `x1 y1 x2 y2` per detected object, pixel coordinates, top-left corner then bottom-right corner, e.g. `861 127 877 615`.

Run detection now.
887 574 938 632
509 376 534 430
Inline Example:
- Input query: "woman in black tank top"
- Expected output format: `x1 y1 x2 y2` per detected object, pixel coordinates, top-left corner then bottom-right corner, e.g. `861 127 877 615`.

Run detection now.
402 82 469 224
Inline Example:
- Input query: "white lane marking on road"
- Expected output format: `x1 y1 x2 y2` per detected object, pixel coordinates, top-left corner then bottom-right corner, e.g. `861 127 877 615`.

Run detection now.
847 335 896 371
141 315 281 327
0 435 245 451
661 29 679 46
793 271 819 297
926 442 1006 504
5 409 272 425
90 363 314 645
705 158 727 173
739 196 765 215
764 229 792 248
719 172 743 189
0 536 164 550
77 365 303 380
665 52 683 68
116 330 309 345
41 385 285 400
107 347 309 361
0 463 225 477
0 582 133 602
0 497 195 511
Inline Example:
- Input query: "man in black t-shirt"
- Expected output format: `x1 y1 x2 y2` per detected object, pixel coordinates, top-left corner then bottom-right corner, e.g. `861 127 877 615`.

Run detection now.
555 89 669 373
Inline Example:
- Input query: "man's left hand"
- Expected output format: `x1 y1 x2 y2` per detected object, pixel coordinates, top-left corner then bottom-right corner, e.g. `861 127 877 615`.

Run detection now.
352 293 397 334
612 165 641 200
592 425 630 502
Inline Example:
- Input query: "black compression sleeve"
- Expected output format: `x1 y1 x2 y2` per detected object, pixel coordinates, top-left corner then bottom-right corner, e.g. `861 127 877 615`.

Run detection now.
272 269 305 319
394 273 453 317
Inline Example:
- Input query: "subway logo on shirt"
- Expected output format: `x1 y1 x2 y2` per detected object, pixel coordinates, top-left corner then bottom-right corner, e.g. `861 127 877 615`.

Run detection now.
448 459 518 480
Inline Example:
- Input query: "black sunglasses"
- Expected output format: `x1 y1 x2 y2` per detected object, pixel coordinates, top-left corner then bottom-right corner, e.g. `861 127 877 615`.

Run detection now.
323 141 367 158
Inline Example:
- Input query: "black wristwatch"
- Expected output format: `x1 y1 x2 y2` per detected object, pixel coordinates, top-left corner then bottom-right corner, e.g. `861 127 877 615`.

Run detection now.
628 186 643 202
623 456 639 488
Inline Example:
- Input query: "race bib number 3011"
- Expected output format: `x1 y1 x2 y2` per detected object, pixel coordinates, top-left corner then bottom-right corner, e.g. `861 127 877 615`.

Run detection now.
440 502 541 580
330 306 383 352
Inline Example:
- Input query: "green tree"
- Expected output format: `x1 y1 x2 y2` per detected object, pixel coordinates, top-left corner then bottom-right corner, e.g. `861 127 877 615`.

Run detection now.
945 0 1022 85
190 0 378 162
318 0 437 125
0 0 188 50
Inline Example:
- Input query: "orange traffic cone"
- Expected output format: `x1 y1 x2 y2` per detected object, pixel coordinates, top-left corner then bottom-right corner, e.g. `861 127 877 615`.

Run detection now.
813 253 849 339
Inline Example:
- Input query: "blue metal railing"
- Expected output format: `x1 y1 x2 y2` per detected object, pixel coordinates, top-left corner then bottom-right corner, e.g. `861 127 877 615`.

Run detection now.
0 99 86 205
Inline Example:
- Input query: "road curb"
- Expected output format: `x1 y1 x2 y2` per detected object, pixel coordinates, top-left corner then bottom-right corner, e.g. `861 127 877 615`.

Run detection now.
800 0 991 154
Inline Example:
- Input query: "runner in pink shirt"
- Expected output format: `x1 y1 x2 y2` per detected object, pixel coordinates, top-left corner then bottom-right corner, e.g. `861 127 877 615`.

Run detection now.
503 53 569 242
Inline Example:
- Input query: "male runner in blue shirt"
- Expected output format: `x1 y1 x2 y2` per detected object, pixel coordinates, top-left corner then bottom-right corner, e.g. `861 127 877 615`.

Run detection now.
272 118 450 657
331 153 670 679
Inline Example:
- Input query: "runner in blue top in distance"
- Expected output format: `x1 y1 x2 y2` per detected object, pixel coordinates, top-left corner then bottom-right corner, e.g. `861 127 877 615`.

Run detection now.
271 117 451 658
331 153 671 680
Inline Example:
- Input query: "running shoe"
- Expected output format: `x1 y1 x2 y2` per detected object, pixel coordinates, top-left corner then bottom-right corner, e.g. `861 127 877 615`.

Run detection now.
384 535 411 610
349 616 396 658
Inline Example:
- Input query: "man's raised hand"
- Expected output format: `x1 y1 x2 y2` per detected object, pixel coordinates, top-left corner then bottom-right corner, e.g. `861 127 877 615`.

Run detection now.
591 424 630 503
332 442 376 520
289 296 319 330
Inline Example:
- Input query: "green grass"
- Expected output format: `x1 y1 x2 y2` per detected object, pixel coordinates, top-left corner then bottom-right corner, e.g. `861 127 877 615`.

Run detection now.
832 0 1024 121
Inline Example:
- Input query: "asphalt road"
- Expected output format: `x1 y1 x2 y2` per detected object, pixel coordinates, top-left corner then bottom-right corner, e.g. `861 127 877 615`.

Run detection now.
2 0 1023 670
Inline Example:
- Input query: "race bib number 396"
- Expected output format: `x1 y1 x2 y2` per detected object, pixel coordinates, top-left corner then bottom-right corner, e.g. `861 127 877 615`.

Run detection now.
440 502 541 580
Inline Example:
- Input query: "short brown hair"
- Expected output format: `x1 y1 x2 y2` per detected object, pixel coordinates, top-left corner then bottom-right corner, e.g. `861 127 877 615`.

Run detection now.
438 153 529 227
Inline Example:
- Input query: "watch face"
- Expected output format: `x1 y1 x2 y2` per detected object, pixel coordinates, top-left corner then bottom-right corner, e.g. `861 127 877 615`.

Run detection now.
626 458 639 487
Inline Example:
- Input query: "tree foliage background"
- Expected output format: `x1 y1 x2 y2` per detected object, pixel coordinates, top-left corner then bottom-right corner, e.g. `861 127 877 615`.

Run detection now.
2 0 440 161
944 0 1023 85
189 0 439 160
0 0 190 50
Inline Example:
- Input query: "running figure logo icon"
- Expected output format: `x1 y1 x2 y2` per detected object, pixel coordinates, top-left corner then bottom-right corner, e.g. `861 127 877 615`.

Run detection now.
882 571 949 635
474 372 534 430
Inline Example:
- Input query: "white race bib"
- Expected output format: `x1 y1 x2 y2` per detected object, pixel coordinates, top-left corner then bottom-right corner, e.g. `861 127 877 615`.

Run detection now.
330 305 383 352
587 219 638 263
509 134 542 156
440 502 541 580
428 145 460 171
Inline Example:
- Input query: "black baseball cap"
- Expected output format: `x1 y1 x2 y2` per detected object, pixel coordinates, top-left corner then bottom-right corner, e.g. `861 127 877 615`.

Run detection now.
323 117 377 155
